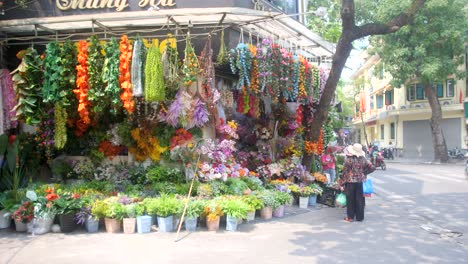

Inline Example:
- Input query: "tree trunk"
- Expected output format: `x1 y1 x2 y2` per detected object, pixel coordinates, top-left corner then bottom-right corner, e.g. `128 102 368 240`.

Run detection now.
423 84 449 162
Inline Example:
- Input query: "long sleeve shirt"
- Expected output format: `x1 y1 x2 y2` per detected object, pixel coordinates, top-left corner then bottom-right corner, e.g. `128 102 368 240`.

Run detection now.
340 156 375 184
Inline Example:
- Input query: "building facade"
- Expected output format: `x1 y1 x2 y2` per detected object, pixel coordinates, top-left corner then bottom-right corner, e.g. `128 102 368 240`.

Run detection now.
350 49 467 159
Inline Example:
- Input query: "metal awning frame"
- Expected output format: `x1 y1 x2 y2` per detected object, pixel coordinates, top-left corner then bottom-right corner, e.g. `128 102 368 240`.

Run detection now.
0 7 335 58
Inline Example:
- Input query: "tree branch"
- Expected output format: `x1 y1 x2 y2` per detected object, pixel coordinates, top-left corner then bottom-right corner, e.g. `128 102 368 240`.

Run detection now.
341 0 355 31
354 0 426 40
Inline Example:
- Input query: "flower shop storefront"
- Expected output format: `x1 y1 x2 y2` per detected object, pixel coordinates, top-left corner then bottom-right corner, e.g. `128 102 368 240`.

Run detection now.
0 1 338 235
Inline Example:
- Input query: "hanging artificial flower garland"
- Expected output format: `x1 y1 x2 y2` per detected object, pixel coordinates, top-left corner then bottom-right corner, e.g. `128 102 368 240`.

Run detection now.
257 38 272 94
1 69 18 131
145 41 165 101
88 36 106 118
102 38 121 115
12 48 43 125
54 103 67 149
249 45 259 95
161 36 180 99
74 40 91 136
298 56 307 99
119 35 134 114
217 29 229 65
182 33 200 87
43 42 60 103
131 39 144 97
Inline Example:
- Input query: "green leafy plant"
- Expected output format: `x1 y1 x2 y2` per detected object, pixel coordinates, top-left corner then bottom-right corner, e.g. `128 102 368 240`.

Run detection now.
184 199 206 218
274 191 292 206
256 190 280 209
225 178 250 195
91 199 109 219
241 195 263 211
55 192 83 215
197 184 213 198
87 36 106 118
145 44 165 101
106 200 126 220
221 198 250 219
240 176 264 191
202 199 223 221
128 165 148 185
147 194 181 217
125 204 136 218
308 183 323 196
134 202 146 217
102 38 121 115
209 180 229 197
147 165 185 184
51 159 72 180
153 181 177 195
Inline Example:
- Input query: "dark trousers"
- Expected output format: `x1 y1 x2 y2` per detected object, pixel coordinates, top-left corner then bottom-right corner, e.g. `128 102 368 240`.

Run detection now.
345 182 365 221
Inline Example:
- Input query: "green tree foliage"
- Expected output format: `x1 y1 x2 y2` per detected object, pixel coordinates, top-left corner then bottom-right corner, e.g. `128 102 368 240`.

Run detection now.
307 0 342 43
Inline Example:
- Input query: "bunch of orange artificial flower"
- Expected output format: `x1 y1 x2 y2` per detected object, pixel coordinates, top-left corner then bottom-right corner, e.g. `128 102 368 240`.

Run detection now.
119 35 134 113
74 40 91 136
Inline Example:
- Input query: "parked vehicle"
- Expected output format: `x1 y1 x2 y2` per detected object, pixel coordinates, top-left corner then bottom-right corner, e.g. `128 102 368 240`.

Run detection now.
382 148 394 160
448 147 466 160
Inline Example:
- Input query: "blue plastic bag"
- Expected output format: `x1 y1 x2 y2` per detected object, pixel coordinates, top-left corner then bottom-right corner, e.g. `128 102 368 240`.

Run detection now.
363 178 373 195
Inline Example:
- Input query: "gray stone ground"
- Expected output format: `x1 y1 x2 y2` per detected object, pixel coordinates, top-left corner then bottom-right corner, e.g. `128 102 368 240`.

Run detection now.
1 162 467 264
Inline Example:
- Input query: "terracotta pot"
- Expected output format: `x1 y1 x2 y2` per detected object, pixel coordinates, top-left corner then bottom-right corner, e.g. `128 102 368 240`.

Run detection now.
206 216 220 231
273 205 285 218
104 218 121 233
260 207 273 220
123 218 136 234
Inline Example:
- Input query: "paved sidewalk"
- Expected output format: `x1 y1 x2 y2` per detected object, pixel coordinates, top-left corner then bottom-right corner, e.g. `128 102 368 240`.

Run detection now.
1 194 467 264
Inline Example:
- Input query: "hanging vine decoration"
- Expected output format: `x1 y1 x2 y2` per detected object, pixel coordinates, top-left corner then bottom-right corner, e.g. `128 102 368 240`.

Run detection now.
235 43 252 89
216 29 229 65
279 47 292 101
43 42 60 103
1 69 18 130
312 66 320 100
256 38 272 95
119 35 134 114
289 55 300 102
269 43 282 99
249 44 259 95
54 102 67 149
305 60 314 100
12 48 43 125
74 40 91 136
161 36 180 99
102 38 121 114
182 33 200 87
145 41 165 101
88 36 106 119
131 39 144 97
58 40 78 108
198 36 217 125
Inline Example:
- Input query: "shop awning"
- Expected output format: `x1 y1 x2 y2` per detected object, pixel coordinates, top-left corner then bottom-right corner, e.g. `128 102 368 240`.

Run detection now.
0 7 335 58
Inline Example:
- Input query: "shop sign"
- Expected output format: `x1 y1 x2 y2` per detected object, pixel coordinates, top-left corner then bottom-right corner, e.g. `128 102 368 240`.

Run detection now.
56 0 176 12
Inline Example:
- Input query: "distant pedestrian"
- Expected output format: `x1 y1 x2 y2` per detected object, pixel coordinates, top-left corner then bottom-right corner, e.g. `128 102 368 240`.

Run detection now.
339 143 375 222
388 141 395 160
321 147 336 185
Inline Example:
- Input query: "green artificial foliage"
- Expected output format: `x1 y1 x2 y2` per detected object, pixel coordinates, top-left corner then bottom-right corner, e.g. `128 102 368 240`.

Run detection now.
147 165 185 184
152 181 177 195
88 36 107 119
209 180 229 197
241 195 264 211
102 38 121 115
274 191 293 207
221 198 250 219
225 178 250 195
106 201 126 220
145 44 165 101
256 190 280 209
240 176 264 191
148 194 181 217
54 103 68 149
184 199 206 218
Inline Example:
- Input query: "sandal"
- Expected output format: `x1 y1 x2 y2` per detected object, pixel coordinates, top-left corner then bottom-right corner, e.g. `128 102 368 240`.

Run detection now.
344 217 354 222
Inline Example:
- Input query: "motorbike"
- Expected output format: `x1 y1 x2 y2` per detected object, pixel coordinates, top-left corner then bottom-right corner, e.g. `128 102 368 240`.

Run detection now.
371 151 387 170
448 147 465 160
382 148 394 160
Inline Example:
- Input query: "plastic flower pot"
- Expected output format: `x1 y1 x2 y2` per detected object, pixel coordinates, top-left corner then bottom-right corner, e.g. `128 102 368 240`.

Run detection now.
123 218 136 234
184 217 198 232
272 205 285 218
308 195 317 207
260 207 273 220
246 211 255 222
59 213 77 233
157 216 174 232
14 219 28 232
31 216 54 235
137 216 152 234
104 218 122 233
226 216 239 232
206 216 220 231
85 217 99 233
0 210 11 229
299 196 309 209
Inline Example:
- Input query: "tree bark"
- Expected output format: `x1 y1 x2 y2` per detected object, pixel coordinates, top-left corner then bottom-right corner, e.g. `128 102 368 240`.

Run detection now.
424 84 449 162
301 0 427 170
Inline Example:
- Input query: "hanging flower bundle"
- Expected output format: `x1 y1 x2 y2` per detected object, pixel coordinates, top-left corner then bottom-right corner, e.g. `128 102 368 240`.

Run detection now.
74 40 91 136
234 43 252 89
12 48 43 125
43 42 61 103
312 66 320 100
249 45 259 95
58 40 78 108
298 57 307 99
304 129 324 155
288 55 300 102
217 29 229 65
161 37 180 98
182 34 200 87
102 38 121 114
87 36 106 117
119 35 134 114
145 42 165 101
1 69 18 130
131 39 144 97
188 98 209 129
279 48 292 100
269 44 282 98
257 38 272 94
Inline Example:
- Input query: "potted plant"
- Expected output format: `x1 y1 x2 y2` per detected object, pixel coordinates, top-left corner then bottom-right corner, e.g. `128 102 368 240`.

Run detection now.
75 206 99 233
272 191 292 218
55 191 83 233
11 201 34 232
241 195 263 221
295 186 314 208
203 199 223 231
308 183 323 207
135 202 151 234
256 190 279 220
149 194 181 232
26 190 56 235
104 199 126 233
184 199 205 232
0 191 14 229
123 203 136 234
221 198 249 232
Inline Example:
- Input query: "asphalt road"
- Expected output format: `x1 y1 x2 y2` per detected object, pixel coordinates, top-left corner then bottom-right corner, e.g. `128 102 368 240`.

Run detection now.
1 162 467 264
